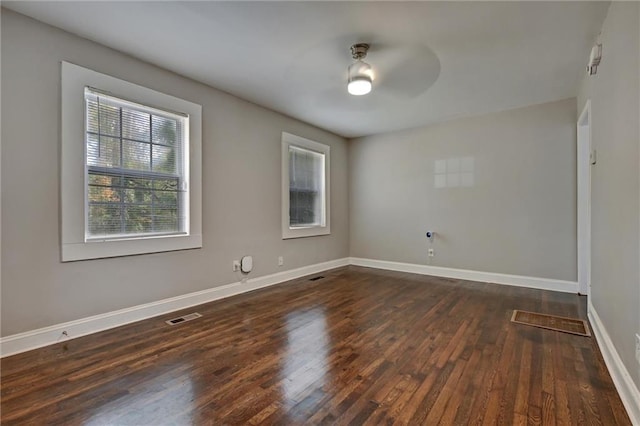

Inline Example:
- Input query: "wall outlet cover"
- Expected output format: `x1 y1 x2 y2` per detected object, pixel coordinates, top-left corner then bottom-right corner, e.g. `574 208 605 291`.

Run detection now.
635 333 640 364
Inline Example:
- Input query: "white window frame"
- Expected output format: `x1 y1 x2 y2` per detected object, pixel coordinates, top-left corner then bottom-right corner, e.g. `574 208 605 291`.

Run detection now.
281 132 330 239
61 62 202 261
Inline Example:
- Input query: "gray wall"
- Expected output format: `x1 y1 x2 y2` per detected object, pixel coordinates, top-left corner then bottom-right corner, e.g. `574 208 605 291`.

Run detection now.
0 10 349 336
349 98 577 281
577 2 640 390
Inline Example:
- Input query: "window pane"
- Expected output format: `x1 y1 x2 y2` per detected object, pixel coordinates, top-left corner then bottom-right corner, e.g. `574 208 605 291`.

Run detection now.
152 145 175 173
87 171 181 237
152 116 177 146
124 205 153 233
154 187 178 206
88 183 121 203
87 135 121 168
87 99 120 136
290 190 320 226
289 146 324 227
123 140 151 171
88 204 122 236
154 178 179 191
122 188 153 204
89 174 122 188
122 109 151 141
153 207 179 231
121 176 152 190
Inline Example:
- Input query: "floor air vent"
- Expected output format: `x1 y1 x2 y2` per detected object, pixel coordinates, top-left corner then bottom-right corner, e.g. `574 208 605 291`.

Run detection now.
511 310 590 337
309 276 325 281
165 312 202 325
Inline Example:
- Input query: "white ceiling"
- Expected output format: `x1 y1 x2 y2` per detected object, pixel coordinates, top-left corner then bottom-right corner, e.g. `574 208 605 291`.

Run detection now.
5 1 609 138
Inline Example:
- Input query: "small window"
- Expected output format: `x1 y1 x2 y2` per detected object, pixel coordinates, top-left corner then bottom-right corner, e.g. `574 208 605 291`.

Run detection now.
282 133 330 239
61 62 202 261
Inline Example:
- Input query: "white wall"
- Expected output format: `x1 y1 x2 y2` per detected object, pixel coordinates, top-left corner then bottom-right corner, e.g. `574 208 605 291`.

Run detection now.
577 1 640 391
0 10 349 336
349 98 577 281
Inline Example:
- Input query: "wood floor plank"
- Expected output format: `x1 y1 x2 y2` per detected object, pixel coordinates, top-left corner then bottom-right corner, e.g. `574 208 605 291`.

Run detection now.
0 266 631 425
513 338 533 421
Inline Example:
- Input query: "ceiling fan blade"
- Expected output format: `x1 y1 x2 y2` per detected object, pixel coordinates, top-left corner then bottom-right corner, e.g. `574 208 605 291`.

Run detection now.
370 44 441 99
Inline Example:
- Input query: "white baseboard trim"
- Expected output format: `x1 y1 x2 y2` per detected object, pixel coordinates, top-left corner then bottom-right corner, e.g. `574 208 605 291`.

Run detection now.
349 257 578 293
588 302 640 425
0 257 349 358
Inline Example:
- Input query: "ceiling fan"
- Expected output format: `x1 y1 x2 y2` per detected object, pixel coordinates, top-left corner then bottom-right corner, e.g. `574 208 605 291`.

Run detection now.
343 42 440 100
284 39 440 110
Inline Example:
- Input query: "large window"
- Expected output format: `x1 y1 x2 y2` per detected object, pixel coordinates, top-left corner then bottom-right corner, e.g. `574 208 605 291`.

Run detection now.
85 89 186 238
281 133 330 239
61 62 202 261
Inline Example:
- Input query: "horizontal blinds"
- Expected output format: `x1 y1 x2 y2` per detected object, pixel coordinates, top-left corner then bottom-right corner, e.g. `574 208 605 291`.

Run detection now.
289 145 325 227
84 88 187 239
289 145 323 191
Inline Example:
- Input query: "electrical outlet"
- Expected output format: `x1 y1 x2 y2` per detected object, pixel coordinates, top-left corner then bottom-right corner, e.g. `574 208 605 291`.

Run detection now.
278 256 284 266
635 334 640 364
428 248 435 257
232 260 241 272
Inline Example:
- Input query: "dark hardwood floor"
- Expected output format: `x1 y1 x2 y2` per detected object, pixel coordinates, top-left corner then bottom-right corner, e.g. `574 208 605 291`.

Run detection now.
0 266 630 425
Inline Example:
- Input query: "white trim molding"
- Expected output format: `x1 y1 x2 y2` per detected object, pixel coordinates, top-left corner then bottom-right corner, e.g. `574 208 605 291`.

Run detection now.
281 132 331 239
349 257 578 293
61 62 203 261
0 258 349 358
577 99 592 296
588 302 640 425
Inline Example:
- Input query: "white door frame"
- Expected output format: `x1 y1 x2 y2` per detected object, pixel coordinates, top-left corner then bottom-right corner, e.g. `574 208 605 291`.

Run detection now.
577 100 592 296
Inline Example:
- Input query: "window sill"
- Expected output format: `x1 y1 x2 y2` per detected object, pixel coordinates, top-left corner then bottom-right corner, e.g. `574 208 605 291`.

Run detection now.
282 226 330 240
62 233 202 262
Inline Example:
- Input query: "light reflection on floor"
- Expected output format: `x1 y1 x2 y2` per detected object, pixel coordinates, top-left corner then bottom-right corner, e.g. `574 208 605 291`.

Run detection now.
281 307 329 410
83 366 195 425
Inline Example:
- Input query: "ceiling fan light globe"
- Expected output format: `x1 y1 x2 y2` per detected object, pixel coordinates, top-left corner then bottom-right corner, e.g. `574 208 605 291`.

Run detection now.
347 59 373 95
348 78 372 96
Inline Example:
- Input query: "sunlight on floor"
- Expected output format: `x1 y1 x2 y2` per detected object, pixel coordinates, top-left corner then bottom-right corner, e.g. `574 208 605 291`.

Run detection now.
83 367 195 425
282 308 329 408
